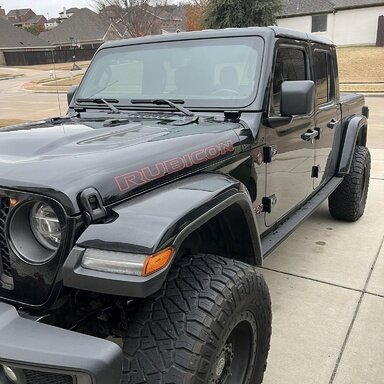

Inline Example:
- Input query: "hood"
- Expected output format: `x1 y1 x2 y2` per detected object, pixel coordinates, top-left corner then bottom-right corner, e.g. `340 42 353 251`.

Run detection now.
0 117 243 214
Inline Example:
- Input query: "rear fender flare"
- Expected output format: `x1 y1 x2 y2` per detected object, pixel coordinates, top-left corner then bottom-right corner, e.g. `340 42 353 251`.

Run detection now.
337 115 367 176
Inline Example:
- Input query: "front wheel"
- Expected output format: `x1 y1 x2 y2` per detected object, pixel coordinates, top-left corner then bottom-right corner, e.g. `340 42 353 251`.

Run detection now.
122 254 272 384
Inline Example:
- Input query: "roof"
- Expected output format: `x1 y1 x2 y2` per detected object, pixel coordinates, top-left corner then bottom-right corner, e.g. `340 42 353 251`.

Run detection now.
39 8 121 45
0 17 52 48
25 14 47 24
153 5 184 20
332 0 384 8
101 26 334 50
45 18 59 23
59 7 80 14
280 0 384 17
7 8 31 17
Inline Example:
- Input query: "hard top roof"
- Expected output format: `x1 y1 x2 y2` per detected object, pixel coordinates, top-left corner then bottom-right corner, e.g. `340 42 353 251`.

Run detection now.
101 26 335 50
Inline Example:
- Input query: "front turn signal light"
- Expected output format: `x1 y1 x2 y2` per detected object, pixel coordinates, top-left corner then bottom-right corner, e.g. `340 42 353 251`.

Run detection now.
143 247 174 276
82 247 174 277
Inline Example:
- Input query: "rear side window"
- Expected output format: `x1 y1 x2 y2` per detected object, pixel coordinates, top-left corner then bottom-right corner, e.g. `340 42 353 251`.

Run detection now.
271 48 307 115
313 50 334 105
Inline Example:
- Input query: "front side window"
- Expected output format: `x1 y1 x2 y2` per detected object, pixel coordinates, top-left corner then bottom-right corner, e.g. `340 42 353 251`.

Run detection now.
271 48 307 115
76 36 264 108
312 15 328 33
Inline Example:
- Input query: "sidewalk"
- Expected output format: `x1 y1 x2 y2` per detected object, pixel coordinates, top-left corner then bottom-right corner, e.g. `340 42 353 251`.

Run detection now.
260 98 384 383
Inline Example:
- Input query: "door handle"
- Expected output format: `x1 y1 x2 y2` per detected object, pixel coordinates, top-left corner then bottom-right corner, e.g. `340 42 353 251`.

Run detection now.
327 119 338 129
301 129 319 141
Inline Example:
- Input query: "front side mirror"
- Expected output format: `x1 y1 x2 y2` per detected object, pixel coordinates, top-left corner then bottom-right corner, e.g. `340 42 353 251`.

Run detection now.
280 80 314 117
67 85 78 106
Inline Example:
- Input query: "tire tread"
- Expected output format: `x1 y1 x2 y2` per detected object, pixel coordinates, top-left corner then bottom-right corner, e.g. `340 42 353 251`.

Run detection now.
122 254 271 384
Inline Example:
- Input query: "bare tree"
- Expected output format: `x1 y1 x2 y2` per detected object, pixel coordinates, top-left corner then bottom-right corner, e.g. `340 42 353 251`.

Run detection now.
184 0 208 31
93 0 168 37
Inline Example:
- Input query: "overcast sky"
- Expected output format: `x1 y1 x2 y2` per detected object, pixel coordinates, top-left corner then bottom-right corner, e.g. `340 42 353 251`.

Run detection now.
0 0 96 19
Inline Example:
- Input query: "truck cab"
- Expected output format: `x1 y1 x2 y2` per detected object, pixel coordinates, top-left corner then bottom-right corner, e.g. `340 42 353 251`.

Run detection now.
0 27 370 384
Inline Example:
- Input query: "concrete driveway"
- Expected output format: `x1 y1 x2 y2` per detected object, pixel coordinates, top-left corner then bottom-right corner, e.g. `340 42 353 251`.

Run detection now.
261 96 384 384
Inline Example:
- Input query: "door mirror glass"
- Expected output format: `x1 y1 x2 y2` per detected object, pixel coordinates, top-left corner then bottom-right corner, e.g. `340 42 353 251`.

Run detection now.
67 85 78 106
280 80 314 116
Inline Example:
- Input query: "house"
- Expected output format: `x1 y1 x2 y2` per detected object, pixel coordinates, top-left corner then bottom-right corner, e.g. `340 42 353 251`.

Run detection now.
44 18 60 30
58 7 80 19
154 6 185 34
0 17 51 65
6 8 47 32
39 8 123 47
277 0 384 45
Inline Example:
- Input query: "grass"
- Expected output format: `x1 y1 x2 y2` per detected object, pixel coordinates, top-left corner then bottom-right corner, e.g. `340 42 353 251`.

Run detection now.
13 60 90 71
337 46 384 92
24 73 84 93
40 74 84 87
0 119 26 128
0 73 23 80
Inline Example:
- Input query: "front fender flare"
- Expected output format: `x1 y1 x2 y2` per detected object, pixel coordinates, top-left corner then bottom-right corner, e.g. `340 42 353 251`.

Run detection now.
63 173 262 297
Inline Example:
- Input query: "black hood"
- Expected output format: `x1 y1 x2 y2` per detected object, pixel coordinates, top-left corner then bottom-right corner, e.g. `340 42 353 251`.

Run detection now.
0 117 243 214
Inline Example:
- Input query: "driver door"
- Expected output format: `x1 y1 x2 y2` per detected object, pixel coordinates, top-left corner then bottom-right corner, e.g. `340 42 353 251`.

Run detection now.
263 43 316 227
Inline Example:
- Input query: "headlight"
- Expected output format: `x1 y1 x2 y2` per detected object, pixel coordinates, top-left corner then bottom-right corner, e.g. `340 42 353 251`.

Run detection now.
2 365 18 382
30 202 61 250
9 200 62 264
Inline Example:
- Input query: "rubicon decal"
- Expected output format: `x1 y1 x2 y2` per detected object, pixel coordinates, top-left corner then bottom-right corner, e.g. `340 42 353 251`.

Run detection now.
115 141 235 192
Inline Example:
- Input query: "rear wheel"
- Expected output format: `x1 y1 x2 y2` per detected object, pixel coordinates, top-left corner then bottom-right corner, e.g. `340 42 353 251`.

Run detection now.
122 254 271 384
328 145 370 221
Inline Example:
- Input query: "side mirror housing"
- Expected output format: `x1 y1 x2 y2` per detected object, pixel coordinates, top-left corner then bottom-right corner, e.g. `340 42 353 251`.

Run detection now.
280 80 314 117
67 85 78 106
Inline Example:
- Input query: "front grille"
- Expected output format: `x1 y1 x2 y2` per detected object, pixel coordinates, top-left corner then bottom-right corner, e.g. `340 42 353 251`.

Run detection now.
0 198 12 277
24 369 74 384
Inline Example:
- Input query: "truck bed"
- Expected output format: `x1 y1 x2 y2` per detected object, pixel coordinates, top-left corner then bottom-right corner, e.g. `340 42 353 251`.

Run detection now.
340 92 365 119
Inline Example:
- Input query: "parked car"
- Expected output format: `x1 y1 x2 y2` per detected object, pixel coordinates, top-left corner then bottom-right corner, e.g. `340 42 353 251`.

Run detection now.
0 27 370 384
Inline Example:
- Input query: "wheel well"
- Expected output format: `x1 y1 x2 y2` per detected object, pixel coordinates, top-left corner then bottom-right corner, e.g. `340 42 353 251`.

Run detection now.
177 203 258 266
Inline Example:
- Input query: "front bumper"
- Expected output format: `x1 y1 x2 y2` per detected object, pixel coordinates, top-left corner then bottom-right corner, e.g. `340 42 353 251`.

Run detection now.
0 303 122 384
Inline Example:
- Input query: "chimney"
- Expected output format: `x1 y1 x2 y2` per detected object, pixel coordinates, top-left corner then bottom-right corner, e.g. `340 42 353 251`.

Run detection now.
0 6 6 19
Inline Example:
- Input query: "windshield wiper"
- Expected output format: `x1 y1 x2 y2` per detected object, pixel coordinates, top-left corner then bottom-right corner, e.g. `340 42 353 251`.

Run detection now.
131 99 195 117
77 98 120 113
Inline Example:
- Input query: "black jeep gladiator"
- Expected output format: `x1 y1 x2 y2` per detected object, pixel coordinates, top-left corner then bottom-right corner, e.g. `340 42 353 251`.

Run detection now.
0 27 370 384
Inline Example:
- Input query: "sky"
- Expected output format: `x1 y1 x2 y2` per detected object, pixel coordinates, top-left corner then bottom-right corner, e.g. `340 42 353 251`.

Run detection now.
0 0 96 19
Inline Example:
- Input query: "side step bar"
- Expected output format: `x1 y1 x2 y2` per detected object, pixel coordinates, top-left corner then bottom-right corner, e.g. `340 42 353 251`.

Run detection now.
261 177 344 258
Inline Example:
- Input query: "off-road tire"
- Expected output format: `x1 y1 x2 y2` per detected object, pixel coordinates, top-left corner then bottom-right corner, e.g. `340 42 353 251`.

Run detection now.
122 254 271 384
329 145 370 221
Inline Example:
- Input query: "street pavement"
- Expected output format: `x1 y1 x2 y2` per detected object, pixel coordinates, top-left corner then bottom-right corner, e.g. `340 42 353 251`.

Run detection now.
261 95 384 384
0 67 383 384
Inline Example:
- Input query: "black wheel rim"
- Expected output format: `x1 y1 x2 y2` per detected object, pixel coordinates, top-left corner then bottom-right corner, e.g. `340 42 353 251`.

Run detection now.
210 312 257 384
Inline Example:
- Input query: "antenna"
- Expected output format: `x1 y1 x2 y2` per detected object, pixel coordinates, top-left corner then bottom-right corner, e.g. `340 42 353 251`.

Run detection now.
51 49 62 116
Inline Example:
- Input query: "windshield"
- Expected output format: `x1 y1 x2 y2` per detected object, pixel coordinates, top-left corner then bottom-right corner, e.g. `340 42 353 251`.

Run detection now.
76 36 264 109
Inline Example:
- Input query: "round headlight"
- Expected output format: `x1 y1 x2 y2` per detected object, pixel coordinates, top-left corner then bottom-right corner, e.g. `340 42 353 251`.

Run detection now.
30 202 61 250
2 365 17 382
9 200 62 264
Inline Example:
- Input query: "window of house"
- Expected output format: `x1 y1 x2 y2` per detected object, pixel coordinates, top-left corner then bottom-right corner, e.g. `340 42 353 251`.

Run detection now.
312 14 328 33
313 50 334 105
271 48 307 115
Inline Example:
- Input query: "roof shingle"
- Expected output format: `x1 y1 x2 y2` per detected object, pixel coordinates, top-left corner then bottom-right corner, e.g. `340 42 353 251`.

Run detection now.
280 0 384 16
7 8 31 17
39 8 121 45
0 18 51 48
